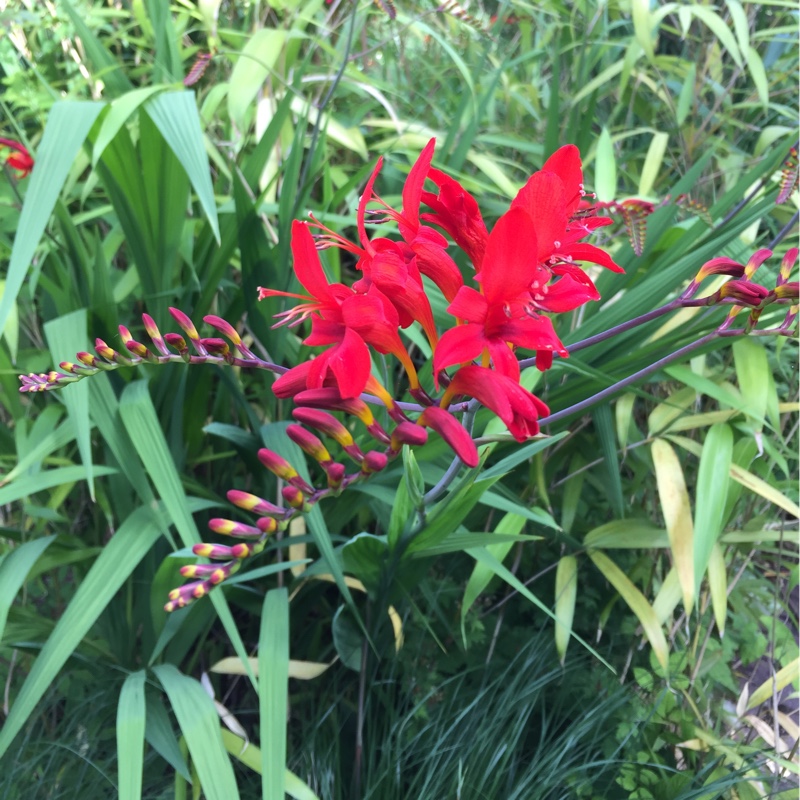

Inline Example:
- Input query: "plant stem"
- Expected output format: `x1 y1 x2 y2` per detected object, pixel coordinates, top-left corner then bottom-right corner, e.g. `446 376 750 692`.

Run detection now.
538 331 719 426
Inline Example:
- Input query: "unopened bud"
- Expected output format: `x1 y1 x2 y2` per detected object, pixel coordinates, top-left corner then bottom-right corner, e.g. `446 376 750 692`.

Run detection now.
208 518 263 539
200 337 230 356
291 408 365 460
227 489 286 517
257 448 313 492
286 424 333 464
282 485 309 510
390 421 429 451
719 280 770 306
203 314 242 346
744 248 772 280
779 248 799 285
361 451 388 474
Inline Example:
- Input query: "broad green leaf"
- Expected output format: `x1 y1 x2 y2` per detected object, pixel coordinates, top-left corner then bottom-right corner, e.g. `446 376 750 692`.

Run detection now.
259 589 289 800
708 543 728 636
746 46 769 108
693 424 734 591
638 132 668 197
746 658 800 710
676 64 696 125
0 101 105 339
588 550 669 671
594 127 616 202
0 465 116 506
117 670 147 800
652 439 694 613
144 695 191 781
647 385 697 435
466 547 614 671
0 280 18 362
584 520 669 549
153 664 240 800
228 30 288 131
0 535 56 643
631 0 655 60
93 86 167 164
44 310 95 500
554 556 578 664
560 454 585 536
332 606 363 671
652 568 682 625
664 364 763 423
145 91 220 241
615 394 636 453
733 338 770 436
0 505 166 759
342 534 388 598
119 381 256 688
3 417 77 485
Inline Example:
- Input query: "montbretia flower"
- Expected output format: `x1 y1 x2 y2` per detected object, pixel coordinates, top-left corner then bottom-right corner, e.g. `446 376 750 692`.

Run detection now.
259 220 420 399
433 208 567 383
442 365 549 441
0 137 34 178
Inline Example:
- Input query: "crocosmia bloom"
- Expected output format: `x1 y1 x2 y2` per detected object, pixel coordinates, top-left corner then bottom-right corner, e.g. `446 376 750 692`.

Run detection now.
0 137 33 178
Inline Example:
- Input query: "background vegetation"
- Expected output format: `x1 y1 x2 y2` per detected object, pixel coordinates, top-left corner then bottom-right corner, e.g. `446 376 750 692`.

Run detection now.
0 0 797 797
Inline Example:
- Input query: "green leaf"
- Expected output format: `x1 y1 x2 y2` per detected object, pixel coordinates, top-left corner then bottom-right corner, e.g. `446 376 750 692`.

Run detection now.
145 91 220 241
593 405 624 518
119 381 256 689
342 534 388 598
227 29 288 131
638 132 668 197
481 432 567 480
584 520 669 549
652 439 694 613
588 550 669 672
593 126 616 202
676 64 696 126
554 556 578 664
690 6 743 67
259 589 289 800
0 101 105 339
0 535 56 643
693 424 734 590
44 310 95 500
631 0 655 60
93 86 167 164
732 337 770 434
746 45 769 108
0 505 166 759
117 670 147 800
332 606 363 671
0 465 117 506
153 664 240 800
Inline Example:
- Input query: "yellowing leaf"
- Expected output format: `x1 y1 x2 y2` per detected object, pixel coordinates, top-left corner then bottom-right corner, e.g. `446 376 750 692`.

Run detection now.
652 439 694 613
554 556 578 664
746 657 800 710
211 656 332 680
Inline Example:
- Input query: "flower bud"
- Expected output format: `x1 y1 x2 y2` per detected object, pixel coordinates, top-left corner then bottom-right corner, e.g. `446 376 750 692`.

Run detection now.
743 248 772 280
286 425 333 464
779 248 799 285
324 462 346 489
390 421 429 451
257 516 279 534
199 337 230 356
282 485 309 510
361 451 388 474
718 280 770 306
208 518 263 539
227 489 286 517
203 314 242 346
193 542 237 560
142 313 170 355
291 408 365 461
257 448 314 492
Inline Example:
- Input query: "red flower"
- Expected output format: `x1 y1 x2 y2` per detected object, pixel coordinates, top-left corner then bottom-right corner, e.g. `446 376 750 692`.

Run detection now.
259 220 418 399
443 365 549 441
422 144 623 313
433 208 567 384
0 137 33 178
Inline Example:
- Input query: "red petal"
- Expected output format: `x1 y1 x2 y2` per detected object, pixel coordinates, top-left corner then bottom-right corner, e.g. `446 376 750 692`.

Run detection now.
418 406 478 467
291 220 334 300
358 157 384 252
535 272 599 312
402 138 435 230
510 172 567 261
541 145 583 215
412 234 464 302
481 207 540 303
446 285 487 323
305 317 346 347
564 243 624 273
308 329 372 399
432 324 486 380
272 362 312 398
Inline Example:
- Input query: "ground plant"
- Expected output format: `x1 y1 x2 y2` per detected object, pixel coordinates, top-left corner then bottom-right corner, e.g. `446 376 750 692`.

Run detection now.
0 1 798 798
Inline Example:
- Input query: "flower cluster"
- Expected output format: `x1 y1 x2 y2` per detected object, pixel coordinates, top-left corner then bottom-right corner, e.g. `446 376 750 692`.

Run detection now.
258 140 623 449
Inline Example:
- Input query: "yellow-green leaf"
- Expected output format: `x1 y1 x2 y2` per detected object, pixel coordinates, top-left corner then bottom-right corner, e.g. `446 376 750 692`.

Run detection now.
554 556 578 664
652 439 695 613
589 550 669 671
